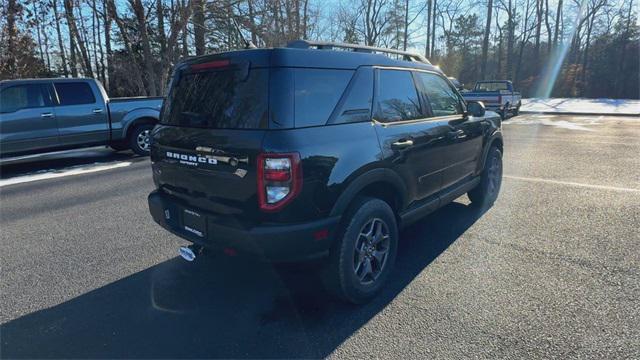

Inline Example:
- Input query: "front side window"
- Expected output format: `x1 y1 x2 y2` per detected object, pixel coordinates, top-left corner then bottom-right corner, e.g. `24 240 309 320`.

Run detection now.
415 72 463 117
375 69 422 122
54 82 96 105
0 84 48 113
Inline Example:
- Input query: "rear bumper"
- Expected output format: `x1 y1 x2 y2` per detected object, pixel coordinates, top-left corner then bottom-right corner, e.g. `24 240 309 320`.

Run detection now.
148 190 340 262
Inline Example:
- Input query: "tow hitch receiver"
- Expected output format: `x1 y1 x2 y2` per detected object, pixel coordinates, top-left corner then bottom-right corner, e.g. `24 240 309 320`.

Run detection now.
179 244 203 262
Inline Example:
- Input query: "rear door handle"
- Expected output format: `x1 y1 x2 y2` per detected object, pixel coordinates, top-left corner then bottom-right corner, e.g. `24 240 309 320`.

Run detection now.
41 112 54 118
391 139 414 149
93 109 103 114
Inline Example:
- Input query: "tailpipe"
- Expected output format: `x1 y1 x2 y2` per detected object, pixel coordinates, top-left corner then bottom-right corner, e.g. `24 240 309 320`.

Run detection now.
179 244 204 262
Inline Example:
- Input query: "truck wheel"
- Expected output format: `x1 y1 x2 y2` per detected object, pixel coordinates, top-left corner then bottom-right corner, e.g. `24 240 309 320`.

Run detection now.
322 197 398 304
129 124 154 156
468 146 503 209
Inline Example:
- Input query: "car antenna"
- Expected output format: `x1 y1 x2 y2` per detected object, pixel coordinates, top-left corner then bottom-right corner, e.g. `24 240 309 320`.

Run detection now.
232 18 257 49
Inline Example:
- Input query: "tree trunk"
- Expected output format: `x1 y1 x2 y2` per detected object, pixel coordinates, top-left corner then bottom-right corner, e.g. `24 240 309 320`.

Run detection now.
544 0 552 54
506 0 515 78
92 0 101 83
103 0 114 94
193 0 206 55
480 0 493 79
580 14 595 96
68 27 78 77
64 0 92 76
32 1 45 66
534 0 542 62
402 0 409 51
53 0 69 76
553 0 562 48
425 0 431 57
130 0 158 96
430 0 437 56
617 0 634 97
5 0 18 75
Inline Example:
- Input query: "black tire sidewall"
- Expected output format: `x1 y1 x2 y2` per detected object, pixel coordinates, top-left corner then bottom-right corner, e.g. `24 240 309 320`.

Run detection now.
333 198 398 303
471 146 503 207
129 124 153 155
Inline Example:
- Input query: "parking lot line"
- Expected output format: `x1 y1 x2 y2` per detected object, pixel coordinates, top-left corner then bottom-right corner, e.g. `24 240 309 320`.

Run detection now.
0 161 133 188
504 175 640 193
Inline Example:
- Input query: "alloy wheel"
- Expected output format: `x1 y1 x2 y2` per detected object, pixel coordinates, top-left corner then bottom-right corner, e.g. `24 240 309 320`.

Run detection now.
353 218 390 285
137 129 151 152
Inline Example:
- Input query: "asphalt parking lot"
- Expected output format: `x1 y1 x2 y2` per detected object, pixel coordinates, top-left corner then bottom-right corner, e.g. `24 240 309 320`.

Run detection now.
1 114 639 359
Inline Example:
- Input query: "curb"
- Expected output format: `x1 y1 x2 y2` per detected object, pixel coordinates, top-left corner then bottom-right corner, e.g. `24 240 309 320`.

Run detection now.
520 110 640 117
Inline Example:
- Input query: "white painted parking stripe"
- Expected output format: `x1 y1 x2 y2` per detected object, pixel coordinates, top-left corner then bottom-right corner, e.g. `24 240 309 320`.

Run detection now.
0 161 133 188
504 175 640 193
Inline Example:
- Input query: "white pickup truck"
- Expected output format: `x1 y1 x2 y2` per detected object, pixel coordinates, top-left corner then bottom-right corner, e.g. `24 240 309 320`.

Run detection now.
462 80 521 119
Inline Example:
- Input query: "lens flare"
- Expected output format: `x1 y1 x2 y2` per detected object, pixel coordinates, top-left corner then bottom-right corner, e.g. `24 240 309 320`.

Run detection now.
534 0 590 98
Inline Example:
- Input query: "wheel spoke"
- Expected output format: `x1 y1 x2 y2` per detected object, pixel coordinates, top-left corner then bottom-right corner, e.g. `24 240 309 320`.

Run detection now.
372 249 387 265
358 258 372 282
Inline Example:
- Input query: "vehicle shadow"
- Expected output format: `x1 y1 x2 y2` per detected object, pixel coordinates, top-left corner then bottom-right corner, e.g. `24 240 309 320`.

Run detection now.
0 148 144 180
1 201 485 359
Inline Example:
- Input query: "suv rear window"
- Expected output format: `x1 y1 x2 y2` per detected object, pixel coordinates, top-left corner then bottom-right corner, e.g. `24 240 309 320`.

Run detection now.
161 68 268 129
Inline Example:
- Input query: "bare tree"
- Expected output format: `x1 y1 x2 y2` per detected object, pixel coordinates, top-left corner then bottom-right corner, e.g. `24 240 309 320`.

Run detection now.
63 0 92 76
481 0 494 78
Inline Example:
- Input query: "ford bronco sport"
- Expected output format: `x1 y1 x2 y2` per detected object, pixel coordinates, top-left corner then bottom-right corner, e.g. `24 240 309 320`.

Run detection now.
148 40 503 304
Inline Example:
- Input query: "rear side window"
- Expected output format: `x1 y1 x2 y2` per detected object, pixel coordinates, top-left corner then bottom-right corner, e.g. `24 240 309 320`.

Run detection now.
375 69 422 122
54 82 96 105
0 84 50 113
415 72 463 116
162 68 268 129
330 67 374 124
293 69 353 127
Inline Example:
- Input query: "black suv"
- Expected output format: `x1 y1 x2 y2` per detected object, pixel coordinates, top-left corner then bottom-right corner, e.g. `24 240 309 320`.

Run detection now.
148 40 503 303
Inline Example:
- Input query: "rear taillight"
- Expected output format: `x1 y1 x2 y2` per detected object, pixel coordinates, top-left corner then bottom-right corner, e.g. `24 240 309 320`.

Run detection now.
257 153 302 212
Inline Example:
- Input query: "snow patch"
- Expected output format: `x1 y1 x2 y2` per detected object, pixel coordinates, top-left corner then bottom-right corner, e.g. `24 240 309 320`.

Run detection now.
521 98 640 115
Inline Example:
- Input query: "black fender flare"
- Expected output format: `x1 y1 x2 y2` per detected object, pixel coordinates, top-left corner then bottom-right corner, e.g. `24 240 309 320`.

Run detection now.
478 132 504 173
329 168 408 217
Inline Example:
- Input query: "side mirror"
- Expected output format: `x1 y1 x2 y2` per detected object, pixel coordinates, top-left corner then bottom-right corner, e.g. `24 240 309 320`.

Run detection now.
466 101 485 117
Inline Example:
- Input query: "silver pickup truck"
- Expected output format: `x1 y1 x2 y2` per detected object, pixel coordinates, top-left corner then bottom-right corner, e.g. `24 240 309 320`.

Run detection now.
461 80 521 119
0 78 162 158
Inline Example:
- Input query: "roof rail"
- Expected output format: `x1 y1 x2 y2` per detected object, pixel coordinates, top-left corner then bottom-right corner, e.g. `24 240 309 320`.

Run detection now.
286 40 431 65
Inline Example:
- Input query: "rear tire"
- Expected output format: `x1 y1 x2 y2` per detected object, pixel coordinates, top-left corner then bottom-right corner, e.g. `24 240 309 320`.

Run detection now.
322 197 398 304
468 146 503 209
128 124 154 156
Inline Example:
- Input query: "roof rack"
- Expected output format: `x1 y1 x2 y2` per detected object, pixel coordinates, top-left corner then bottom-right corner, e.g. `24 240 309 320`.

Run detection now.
286 40 431 65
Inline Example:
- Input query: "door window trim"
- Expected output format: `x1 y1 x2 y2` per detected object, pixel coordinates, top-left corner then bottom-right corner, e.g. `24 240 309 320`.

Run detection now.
371 66 467 127
373 67 426 125
413 70 467 119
